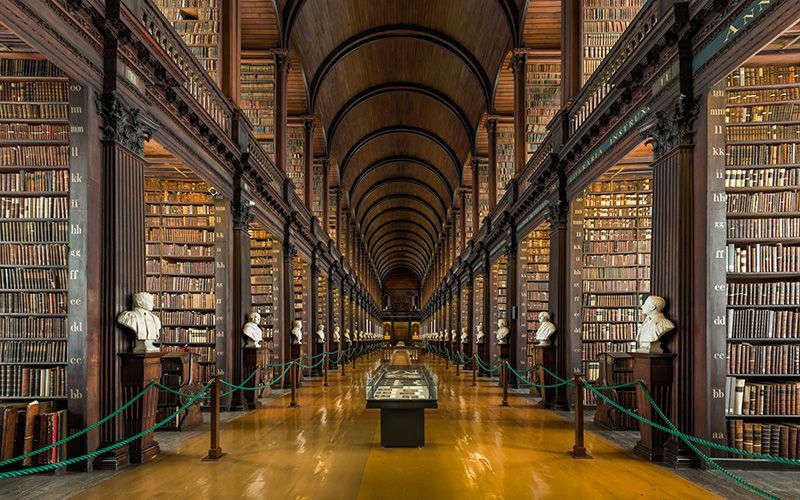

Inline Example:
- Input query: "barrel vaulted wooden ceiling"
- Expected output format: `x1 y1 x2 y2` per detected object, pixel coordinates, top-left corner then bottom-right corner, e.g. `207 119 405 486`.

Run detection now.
241 0 561 285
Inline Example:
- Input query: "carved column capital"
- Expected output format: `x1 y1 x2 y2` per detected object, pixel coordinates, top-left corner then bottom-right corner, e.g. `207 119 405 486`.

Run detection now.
232 199 255 230
95 91 156 155
647 94 699 159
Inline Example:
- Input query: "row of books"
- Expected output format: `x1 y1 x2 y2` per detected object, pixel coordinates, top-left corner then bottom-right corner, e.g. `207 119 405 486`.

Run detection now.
159 327 214 344
585 179 651 193
0 365 66 397
727 218 800 239
584 217 650 229
159 310 215 326
0 340 66 363
584 206 651 217
155 293 215 309
146 276 214 292
580 342 631 361
0 401 67 465
585 228 652 242
727 343 800 375
583 240 651 254
727 309 800 339
0 123 68 141
726 105 800 124
0 317 65 338
582 307 641 322
582 322 636 337
145 215 213 227
145 228 214 243
726 243 800 273
584 293 639 307
583 267 649 280
147 204 214 215
147 243 213 258
727 281 800 306
0 145 68 166
726 143 800 166
726 88 800 105
584 253 649 267
0 268 66 289
0 292 66 314
726 191 799 213
583 279 648 293
0 81 68 102
0 104 67 121
0 59 64 77
726 377 800 415
0 243 66 266
726 124 800 142
146 260 214 274
726 420 800 459
584 193 652 207
0 196 68 218
160 345 213 363
724 168 799 187
144 191 213 203
0 169 69 192
726 66 800 87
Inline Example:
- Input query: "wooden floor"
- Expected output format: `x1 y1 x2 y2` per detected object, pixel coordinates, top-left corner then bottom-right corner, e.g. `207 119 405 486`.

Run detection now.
65 352 717 499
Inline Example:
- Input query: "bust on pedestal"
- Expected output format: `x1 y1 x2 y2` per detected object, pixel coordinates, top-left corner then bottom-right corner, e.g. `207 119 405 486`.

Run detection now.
116 292 162 464
531 312 557 406
243 312 263 348
242 313 267 408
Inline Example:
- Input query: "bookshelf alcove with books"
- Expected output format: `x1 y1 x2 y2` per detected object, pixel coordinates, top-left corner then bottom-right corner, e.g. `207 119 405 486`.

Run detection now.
496 124 514 201
0 27 91 467
155 0 220 83
582 0 644 84
490 255 508 359
240 56 275 159
250 223 278 366
525 58 560 161
287 125 305 203
521 223 551 372
568 147 653 406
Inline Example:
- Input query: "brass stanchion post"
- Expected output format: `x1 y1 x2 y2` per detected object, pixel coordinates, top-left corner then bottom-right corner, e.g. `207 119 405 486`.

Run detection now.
203 375 224 461
472 356 477 387
323 353 329 387
570 372 592 459
289 361 298 408
501 361 510 407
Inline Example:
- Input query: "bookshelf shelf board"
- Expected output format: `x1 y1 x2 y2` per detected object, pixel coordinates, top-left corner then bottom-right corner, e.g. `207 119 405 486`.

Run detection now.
726 82 800 91
145 225 215 230
1 288 67 292
0 313 67 317
161 324 215 328
580 215 643 219
726 238 800 244
581 338 635 343
0 191 68 197
146 201 217 206
581 320 638 324
154 307 216 312
0 140 69 146
727 212 800 219
0 101 67 105
156 341 215 346
727 138 800 145
146 272 215 278
0 396 68 401
0 118 69 125
727 272 800 280
0 264 65 269
726 120 800 126
585 190 653 196
725 414 800 419
0 361 67 365
0 165 68 172
2 241 67 245
151 289 216 294
727 304 800 310
727 99 800 107
582 251 643 256
156 240 215 246
1 218 68 222
727 338 800 343
0 337 67 341
728 373 800 378
146 255 215 261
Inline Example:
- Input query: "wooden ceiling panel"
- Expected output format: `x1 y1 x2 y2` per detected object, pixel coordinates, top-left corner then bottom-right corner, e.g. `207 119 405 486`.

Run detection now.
350 163 452 216
287 53 308 115
241 0 280 50
522 0 561 50
494 51 514 114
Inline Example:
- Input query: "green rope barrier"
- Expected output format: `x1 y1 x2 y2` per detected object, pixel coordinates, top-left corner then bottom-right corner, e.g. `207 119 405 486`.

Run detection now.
507 365 574 389
155 382 209 400
220 363 293 392
0 380 212 479
296 358 326 370
0 380 157 468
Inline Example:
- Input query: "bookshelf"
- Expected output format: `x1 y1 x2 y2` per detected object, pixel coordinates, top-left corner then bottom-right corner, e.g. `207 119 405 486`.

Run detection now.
478 159 490 221
287 125 305 203
491 256 508 349
154 0 220 83
250 223 277 364
144 173 224 384
312 160 324 221
464 190 474 241
474 275 485 334
496 125 514 201
521 223 551 370
317 273 328 338
570 174 652 405
332 286 341 334
582 0 644 84
328 188 338 242
526 61 561 161
240 58 275 159
293 255 309 347
721 64 800 459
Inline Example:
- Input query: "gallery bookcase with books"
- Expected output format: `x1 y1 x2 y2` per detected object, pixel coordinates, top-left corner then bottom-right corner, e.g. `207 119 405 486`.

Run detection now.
714 63 800 461
312 160 324 221
496 125 514 201
478 159 490 221
293 255 309 360
317 273 328 341
569 173 652 405
328 187 338 242
287 125 305 203
332 286 341 336
0 46 90 467
144 172 227 384
464 190 474 241
521 223 551 370
526 59 560 161
474 274 485 336
250 223 277 363
155 0 220 83
582 0 644 84
490 255 508 349
240 57 275 159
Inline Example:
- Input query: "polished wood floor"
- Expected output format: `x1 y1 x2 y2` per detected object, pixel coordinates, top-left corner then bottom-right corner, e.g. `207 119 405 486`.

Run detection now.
77 353 716 499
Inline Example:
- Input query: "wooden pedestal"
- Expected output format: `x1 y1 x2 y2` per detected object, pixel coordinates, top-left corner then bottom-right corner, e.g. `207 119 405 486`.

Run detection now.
244 347 268 409
119 352 162 464
290 344 303 388
313 341 325 376
330 341 340 368
632 353 676 462
531 344 556 407
477 342 489 376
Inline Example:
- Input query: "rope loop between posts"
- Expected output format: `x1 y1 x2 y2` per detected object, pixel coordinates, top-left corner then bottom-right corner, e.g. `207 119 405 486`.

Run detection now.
506 365 575 389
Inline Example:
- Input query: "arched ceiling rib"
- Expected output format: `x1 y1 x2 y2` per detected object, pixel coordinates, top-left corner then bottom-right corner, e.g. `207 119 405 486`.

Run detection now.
279 0 519 285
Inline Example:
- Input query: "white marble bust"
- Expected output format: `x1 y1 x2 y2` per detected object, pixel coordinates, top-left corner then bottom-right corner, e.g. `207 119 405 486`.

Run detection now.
495 319 509 345
242 312 263 348
333 326 341 342
117 292 161 353
460 327 468 344
635 296 676 353
316 324 325 344
291 320 303 345
451 329 457 343
344 329 352 343
535 311 556 346
476 323 485 343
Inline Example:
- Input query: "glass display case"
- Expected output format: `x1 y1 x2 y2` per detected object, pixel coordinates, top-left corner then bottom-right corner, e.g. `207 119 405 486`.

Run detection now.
366 365 438 403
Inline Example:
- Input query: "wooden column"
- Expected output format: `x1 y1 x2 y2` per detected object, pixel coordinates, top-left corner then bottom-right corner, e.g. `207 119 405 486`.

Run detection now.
547 201 571 410
506 236 521 382
512 49 527 174
486 118 498 210
220 0 240 103
561 0 582 105
275 50 289 174
281 240 296 388
228 190 254 411
460 190 467 247
95 91 154 470
309 255 319 376
303 116 314 209
322 159 330 235
471 158 480 231
465 272 474 359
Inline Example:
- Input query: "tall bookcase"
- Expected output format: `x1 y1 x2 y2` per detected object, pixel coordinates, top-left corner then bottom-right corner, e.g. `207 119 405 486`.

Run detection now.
0 50 90 465
490 256 508 344
292 255 309 352
328 188 337 242
240 58 275 159
312 160 324 221
332 286 341 333
474 275 485 334
144 174 228 384
718 64 800 460
317 273 328 335
569 174 652 405
582 0 644 84
496 125 514 201
521 223 551 370
526 60 561 161
464 190 474 241
478 159 490 221
154 0 220 83
287 125 305 203
250 224 277 363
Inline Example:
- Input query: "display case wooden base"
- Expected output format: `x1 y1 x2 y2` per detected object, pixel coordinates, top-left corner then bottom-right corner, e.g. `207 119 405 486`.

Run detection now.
632 353 674 462
244 347 269 409
119 352 162 464
531 344 556 408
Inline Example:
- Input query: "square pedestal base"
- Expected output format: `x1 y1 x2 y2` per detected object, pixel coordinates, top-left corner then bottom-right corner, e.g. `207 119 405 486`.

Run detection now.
380 408 425 447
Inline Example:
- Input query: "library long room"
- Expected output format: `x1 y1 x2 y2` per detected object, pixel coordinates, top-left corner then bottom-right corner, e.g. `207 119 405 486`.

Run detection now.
2 1 800 499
